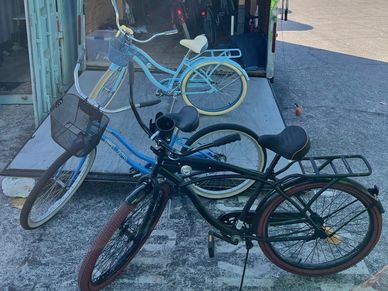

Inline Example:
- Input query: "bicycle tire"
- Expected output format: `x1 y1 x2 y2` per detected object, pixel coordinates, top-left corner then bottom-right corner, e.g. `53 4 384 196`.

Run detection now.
203 8 216 48
20 149 96 230
181 61 248 115
78 183 170 291
184 123 266 199
89 66 127 106
257 181 382 276
178 21 191 39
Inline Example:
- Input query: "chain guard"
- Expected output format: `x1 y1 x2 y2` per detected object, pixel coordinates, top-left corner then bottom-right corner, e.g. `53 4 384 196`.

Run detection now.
218 211 256 231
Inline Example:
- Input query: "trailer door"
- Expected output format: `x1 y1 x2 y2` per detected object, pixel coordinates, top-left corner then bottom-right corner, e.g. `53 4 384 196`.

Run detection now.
25 0 78 125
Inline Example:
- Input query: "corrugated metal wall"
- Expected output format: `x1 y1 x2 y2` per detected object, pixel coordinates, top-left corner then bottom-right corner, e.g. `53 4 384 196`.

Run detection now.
0 0 23 43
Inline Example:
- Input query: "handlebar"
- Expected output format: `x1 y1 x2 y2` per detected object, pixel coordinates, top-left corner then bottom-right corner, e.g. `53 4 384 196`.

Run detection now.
212 134 241 147
73 53 161 114
128 29 179 43
111 0 178 43
153 133 242 159
111 0 122 35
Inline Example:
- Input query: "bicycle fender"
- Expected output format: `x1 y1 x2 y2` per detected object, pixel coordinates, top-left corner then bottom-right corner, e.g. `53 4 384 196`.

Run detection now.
264 176 377 203
180 57 249 84
252 176 384 230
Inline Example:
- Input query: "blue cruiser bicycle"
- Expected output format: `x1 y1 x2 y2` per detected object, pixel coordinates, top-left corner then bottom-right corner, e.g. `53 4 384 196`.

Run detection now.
89 0 249 116
19 50 265 230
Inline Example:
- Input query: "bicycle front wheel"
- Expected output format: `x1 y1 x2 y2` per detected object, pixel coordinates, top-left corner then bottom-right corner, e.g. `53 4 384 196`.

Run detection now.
181 61 248 115
184 123 266 199
89 66 127 106
20 149 96 229
257 181 383 276
78 183 170 291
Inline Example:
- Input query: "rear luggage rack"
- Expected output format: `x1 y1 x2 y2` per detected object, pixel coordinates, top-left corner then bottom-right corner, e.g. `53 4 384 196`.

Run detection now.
194 49 242 59
297 155 372 178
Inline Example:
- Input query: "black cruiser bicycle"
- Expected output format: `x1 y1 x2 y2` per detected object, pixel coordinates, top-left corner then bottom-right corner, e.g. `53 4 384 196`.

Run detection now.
78 62 384 290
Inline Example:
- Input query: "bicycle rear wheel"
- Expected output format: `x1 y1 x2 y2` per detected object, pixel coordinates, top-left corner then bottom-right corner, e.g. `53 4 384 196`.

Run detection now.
257 181 383 275
184 123 266 199
20 149 96 229
78 183 170 291
181 61 248 115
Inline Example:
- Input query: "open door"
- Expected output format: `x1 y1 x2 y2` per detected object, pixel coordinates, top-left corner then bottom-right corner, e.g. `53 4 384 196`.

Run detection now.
25 0 78 125
57 0 78 89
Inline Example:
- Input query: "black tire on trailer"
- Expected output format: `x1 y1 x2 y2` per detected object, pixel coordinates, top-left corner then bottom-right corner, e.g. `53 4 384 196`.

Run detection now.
203 7 216 48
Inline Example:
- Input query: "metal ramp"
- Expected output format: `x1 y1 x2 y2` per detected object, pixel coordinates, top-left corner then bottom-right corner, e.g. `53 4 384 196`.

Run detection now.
1 71 286 182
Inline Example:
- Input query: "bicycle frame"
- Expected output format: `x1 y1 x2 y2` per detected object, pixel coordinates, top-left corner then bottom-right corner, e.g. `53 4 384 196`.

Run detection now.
110 33 244 96
100 126 154 174
93 125 221 177
155 152 375 243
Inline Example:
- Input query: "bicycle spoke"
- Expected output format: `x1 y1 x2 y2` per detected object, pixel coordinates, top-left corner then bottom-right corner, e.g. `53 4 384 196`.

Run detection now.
91 195 153 283
262 183 375 269
183 63 244 113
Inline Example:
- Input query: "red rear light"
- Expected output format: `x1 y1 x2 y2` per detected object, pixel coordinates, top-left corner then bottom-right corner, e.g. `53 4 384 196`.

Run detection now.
177 8 183 16
201 10 206 17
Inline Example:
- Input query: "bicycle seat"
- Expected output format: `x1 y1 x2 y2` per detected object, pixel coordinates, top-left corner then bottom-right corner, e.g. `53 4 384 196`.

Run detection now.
179 35 208 54
165 106 199 132
259 126 310 161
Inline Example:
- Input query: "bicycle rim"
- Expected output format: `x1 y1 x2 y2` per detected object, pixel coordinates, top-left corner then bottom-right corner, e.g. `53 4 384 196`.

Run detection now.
181 62 247 115
257 182 382 275
184 124 266 198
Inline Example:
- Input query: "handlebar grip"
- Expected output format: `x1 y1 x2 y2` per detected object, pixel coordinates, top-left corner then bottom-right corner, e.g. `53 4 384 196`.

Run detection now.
164 29 179 35
212 134 241 147
137 99 161 108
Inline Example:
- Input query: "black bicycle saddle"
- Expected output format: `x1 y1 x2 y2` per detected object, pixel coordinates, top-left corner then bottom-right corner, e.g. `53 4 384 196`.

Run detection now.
259 126 310 161
164 106 200 133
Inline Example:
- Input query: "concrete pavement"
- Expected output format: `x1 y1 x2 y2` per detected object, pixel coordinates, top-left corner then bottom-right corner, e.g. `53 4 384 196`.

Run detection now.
0 0 387 290
272 0 388 289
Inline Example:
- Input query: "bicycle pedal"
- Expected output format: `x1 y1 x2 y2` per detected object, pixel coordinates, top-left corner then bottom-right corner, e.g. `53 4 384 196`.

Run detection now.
155 89 164 97
208 231 215 258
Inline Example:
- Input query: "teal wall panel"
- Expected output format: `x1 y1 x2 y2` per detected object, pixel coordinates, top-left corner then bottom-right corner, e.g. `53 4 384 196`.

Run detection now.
26 0 78 125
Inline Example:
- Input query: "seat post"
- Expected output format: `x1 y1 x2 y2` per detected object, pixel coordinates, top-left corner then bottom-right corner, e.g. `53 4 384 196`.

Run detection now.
184 50 191 60
264 154 282 178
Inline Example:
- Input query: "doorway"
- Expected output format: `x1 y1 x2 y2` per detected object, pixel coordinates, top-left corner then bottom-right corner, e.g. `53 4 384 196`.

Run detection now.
0 0 32 104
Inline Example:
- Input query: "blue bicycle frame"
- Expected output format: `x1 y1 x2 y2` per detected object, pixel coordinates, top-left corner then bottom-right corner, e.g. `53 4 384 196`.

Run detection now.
108 34 246 96
83 125 216 176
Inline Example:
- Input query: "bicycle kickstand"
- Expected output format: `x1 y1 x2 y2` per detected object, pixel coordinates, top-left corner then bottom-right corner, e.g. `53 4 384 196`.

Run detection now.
239 239 253 291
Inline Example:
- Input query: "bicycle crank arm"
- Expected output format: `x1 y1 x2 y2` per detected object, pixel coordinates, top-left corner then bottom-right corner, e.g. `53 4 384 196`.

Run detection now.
208 230 240 245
